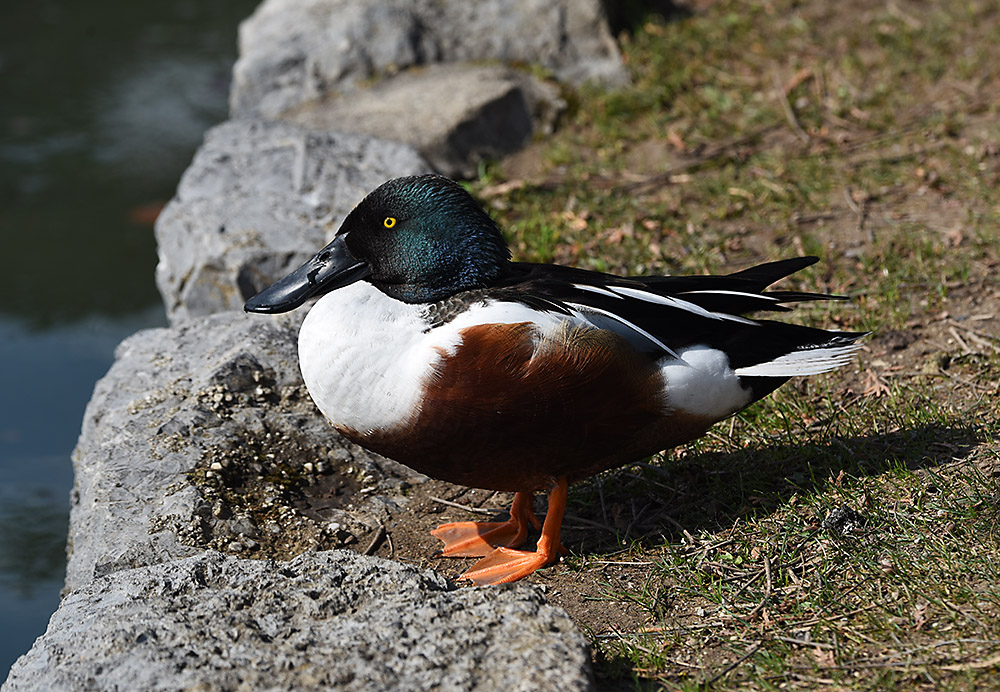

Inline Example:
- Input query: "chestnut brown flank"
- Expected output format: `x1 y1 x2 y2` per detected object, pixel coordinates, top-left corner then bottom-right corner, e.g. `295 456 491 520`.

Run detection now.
340 321 719 491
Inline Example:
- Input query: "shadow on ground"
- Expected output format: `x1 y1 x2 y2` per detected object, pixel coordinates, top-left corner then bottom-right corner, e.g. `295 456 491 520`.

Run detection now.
563 422 985 555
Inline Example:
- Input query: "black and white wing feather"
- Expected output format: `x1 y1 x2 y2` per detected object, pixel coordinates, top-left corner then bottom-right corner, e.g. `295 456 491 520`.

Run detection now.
493 256 866 377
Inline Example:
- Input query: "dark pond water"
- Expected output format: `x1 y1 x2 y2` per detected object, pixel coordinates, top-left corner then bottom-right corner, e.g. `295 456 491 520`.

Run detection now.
0 0 260 677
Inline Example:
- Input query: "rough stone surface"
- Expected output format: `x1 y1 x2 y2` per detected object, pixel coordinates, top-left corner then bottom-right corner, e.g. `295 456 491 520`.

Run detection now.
231 0 627 120
283 63 565 178
3 551 595 692
65 311 418 593
153 119 431 324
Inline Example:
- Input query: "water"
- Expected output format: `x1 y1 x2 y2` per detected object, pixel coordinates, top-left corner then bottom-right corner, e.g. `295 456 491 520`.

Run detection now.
0 0 260 677
0 312 163 672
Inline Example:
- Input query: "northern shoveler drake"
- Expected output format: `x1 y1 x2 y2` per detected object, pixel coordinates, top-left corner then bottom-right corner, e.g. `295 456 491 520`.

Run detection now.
245 174 865 585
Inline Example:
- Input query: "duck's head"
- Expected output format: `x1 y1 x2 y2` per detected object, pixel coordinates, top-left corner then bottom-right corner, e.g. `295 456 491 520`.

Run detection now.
245 175 511 312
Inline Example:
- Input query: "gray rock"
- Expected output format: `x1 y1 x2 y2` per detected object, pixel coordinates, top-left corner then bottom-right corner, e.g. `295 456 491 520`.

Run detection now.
282 63 565 178
66 311 418 593
3 551 595 692
231 0 627 120
154 119 431 324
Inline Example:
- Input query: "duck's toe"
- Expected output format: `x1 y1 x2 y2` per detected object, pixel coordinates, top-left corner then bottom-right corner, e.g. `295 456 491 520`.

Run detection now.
458 546 560 585
431 519 529 557
431 490 540 557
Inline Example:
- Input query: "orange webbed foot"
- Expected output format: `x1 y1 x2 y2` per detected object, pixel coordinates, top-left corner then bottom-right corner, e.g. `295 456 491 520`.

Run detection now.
459 546 559 585
431 491 540 557
451 478 570 586
431 521 527 557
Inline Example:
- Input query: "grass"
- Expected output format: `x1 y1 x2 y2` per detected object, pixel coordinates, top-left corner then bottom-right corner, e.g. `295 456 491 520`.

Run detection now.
579 390 999 689
465 0 1000 688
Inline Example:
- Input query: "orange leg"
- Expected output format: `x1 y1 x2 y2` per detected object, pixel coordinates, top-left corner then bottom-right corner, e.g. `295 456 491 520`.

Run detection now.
458 477 569 586
431 490 541 557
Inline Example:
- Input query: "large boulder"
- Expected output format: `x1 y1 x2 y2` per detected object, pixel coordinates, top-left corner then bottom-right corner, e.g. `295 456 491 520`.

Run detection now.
281 63 564 178
4 551 595 692
231 0 627 120
65 310 419 593
153 119 431 324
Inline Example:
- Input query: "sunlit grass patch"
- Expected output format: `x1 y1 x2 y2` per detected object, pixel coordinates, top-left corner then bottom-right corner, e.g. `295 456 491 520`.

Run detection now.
579 390 999 688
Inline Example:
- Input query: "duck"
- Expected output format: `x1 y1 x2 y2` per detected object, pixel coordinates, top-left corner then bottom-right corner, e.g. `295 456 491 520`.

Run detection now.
245 174 865 585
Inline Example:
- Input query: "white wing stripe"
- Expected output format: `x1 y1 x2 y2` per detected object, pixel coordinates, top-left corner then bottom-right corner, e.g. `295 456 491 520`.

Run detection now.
565 302 684 361
571 283 624 299
607 285 758 325
680 289 780 301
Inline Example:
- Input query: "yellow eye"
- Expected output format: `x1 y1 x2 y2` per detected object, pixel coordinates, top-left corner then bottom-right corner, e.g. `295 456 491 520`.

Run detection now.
383 217 397 228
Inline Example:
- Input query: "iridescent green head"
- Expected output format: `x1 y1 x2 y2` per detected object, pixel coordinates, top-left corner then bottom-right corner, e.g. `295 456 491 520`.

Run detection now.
341 175 511 302
244 175 512 312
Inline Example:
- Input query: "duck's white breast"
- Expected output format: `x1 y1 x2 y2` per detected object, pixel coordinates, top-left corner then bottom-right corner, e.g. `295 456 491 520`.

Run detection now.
298 281 434 434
